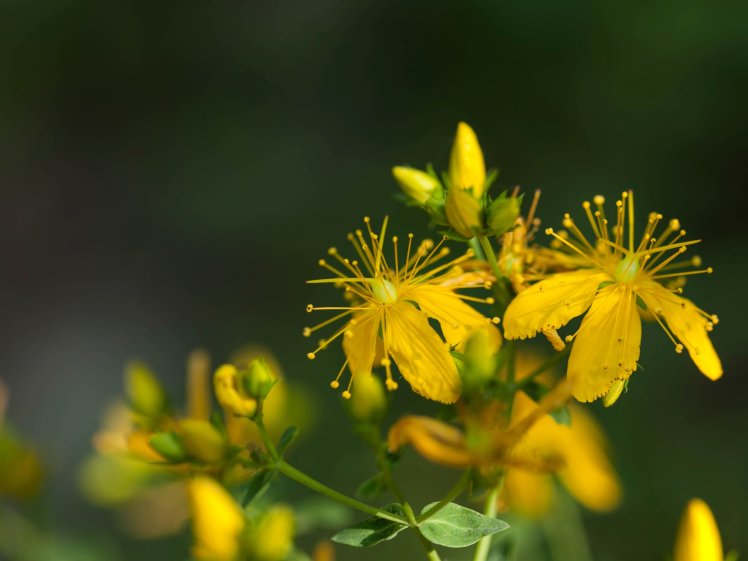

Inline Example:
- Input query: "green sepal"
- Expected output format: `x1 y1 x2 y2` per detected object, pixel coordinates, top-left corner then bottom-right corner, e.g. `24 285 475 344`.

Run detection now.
277 426 300 454
486 191 522 237
241 467 277 506
148 432 187 462
331 504 408 547
418 502 509 548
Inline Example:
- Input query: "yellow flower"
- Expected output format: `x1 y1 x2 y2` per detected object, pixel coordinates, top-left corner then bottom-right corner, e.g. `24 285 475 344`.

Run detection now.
449 122 486 196
246 505 295 561
306 216 500 404
386 381 571 472
674 498 723 561
503 392 621 516
503 191 722 402
188 476 245 561
392 166 442 205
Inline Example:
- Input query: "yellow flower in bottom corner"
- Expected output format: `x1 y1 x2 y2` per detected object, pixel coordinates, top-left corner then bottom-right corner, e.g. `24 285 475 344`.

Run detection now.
245 505 295 561
674 498 724 561
305 216 499 404
503 191 722 402
188 476 245 561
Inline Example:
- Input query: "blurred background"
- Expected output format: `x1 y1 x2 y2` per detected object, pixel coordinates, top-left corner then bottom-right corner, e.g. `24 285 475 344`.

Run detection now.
0 1 746 559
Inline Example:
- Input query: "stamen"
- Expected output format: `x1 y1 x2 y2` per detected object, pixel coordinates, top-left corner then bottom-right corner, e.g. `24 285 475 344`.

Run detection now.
526 189 541 227
652 267 712 280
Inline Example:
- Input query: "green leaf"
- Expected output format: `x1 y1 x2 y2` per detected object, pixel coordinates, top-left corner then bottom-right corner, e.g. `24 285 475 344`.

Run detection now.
277 426 299 454
331 504 408 547
418 502 509 548
355 474 388 500
241 468 276 506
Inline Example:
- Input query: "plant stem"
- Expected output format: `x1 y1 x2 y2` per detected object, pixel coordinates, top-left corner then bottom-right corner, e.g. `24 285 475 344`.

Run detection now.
417 469 472 523
276 461 410 526
471 472 505 561
477 235 511 312
254 410 279 460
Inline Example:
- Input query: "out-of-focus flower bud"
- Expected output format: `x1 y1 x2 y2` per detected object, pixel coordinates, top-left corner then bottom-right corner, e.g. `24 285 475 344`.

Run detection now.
313 541 336 561
0 429 44 500
449 122 486 196
148 432 187 462
348 374 386 423
446 187 483 238
188 476 245 561
125 361 167 419
486 193 521 237
244 357 278 400
602 379 625 408
245 505 295 561
392 166 442 205
214 364 258 417
460 330 497 392
674 498 723 561
178 420 226 464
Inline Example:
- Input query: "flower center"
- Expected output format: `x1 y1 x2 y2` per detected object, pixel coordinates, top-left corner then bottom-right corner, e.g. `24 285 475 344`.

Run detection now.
369 278 398 304
613 255 641 284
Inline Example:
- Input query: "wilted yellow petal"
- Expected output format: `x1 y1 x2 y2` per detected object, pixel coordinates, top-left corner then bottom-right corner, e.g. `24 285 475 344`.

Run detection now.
449 122 486 196
674 498 723 561
503 469 554 517
638 282 722 381
567 285 641 402
386 301 461 403
188 477 244 561
214 365 257 418
503 270 608 340
387 415 472 468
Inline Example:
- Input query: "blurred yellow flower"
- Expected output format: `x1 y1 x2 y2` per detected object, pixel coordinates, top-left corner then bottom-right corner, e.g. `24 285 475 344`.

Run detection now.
449 122 486 197
188 476 245 561
246 505 295 561
674 498 723 561
306 216 499 404
214 364 258 418
503 392 621 516
504 191 722 402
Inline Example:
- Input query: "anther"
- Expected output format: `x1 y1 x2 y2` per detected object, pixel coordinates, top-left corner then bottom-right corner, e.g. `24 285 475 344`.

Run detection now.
328 247 337 255
303 327 311 337
583 201 591 209
381 358 391 367
675 344 684 354
691 256 702 267
594 195 605 205
342 390 352 399
363 216 370 223
669 218 681 230
486 297 495 304
318 259 326 266
330 380 340 389
307 352 316 360
491 317 500 324
545 228 554 235
306 304 314 312
707 267 713 274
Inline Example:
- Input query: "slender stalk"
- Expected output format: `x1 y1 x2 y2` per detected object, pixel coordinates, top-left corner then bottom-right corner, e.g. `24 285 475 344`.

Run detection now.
477 235 511 311
276 461 410 526
417 469 471 523
254 414 279 460
471 473 505 561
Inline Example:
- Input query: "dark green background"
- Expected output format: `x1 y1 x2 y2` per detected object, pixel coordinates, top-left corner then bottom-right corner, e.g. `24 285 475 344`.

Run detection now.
0 1 746 560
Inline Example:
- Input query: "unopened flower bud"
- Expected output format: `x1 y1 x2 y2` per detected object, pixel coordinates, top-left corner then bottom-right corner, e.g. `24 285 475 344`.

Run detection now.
125 361 167 419
487 194 521 237
349 374 386 423
178 419 227 464
392 166 442 205
246 505 295 561
446 187 482 238
602 379 626 408
214 364 258 417
244 357 278 400
674 498 723 561
188 476 245 561
449 122 486 196
462 330 496 390
149 432 187 462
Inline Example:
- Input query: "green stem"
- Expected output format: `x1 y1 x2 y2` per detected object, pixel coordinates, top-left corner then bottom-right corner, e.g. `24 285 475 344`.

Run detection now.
471 473 505 561
417 469 471 523
276 461 410 526
254 413 279 460
477 235 511 312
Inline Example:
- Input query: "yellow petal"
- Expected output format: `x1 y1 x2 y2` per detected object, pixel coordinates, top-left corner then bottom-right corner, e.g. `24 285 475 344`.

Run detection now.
638 282 722 380
557 405 621 512
674 498 723 561
408 284 497 350
187 477 244 561
386 301 461 403
387 415 472 468
503 469 554 517
392 166 441 205
503 270 608 340
342 310 380 376
449 122 486 196
567 285 641 402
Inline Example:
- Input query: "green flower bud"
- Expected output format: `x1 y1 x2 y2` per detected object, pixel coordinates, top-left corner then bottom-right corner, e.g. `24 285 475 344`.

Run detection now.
178 420 227 464
460 330 497 392
348 374 386 423
486 194 521 236
149 432 187 462
603 379 626 408
125 362 167 419
392 166 442 205
243 357 278 400
445 187 482 238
